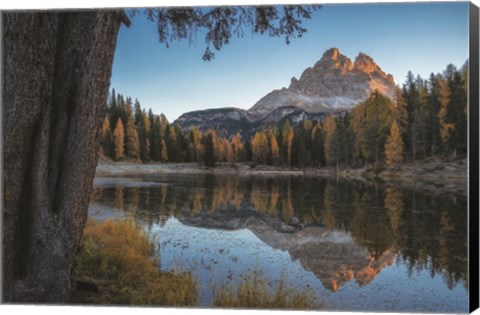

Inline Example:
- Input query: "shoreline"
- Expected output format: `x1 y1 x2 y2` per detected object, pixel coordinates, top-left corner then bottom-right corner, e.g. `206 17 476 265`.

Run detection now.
95 160 468 195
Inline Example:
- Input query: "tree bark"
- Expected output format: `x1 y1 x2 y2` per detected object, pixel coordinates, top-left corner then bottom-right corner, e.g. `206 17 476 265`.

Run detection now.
3 10 125 303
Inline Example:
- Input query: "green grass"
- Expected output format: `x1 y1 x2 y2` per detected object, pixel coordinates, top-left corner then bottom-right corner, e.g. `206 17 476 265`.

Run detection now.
70 219 197 306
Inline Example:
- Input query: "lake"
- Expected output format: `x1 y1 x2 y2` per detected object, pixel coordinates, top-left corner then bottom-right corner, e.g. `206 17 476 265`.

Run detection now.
89 173 468 312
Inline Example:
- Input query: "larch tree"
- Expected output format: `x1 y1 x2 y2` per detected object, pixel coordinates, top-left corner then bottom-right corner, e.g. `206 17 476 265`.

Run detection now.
3 5 318 302
384 121 405 172
438 75 454 153
269 132 280 166
287 127 295 168
252 131 269 164
113 118 126 161
230 133 242 164
160 139 168 162
101 116 114 158
281 120 292 164
323 115 337 167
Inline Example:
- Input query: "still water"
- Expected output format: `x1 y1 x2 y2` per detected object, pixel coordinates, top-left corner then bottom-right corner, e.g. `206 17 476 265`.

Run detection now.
89 173 468 312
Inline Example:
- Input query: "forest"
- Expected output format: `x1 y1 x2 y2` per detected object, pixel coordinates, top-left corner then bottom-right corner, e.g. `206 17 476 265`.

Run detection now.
100 62 467 170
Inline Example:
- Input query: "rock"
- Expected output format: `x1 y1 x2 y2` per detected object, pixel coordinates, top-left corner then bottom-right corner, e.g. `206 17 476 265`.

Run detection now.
248 47 396 119
290 216 300 225
280 224 295 233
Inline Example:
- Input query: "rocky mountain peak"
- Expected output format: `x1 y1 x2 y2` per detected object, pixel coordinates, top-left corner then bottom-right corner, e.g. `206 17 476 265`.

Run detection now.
250 48 397 119
313 47 353 73
323 47 341 60
353 52 378 74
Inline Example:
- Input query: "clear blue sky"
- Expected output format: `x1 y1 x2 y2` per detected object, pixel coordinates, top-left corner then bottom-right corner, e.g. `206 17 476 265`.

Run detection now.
111 2 469 121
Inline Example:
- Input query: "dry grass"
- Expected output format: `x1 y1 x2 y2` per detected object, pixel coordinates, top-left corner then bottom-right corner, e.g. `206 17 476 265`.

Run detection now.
71 219 321 309
212 271 321 310
70 219 197 306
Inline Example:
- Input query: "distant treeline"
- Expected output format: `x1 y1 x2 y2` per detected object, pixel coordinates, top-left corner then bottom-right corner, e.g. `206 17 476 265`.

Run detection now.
100 62 467 169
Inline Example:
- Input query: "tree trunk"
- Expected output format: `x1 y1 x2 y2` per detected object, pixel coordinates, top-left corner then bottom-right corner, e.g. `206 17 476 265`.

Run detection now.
3 10 126 303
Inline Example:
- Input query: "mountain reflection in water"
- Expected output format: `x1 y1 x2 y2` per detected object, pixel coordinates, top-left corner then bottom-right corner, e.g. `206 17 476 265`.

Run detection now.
89 173 468 312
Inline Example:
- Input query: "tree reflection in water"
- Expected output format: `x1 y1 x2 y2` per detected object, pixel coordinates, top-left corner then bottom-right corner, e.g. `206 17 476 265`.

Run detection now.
91 174 467 292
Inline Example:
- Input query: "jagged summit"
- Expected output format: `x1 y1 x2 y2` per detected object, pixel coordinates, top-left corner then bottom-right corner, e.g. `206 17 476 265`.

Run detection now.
175 48 397 136
248 48 397 119
311 47 353 73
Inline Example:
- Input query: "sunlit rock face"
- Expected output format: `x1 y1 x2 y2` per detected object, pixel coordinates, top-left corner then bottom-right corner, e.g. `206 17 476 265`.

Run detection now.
248 48 397 119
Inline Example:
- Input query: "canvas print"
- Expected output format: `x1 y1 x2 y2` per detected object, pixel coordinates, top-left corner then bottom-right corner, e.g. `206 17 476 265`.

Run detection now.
2 1 479 313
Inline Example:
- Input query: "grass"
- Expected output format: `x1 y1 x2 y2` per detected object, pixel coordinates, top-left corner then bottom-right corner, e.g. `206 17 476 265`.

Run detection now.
212 271 321 310
71 219 321 310
70 219 197 306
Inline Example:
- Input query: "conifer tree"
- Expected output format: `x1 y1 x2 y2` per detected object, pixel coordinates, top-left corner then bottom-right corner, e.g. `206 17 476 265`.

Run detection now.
167 126 180 162
204 132 216 167
124 98 140 159
113 118 125 161
353 91 393 167
100 116 114 159
438 75 453 154
231 133 242 164
445 70 467 157
160 139 168 162
281 120 292 164
269 131 280 166
323 115 337 167
149 110 161 161
311 123 326 167
134 100 150 162
292 122 307 167
287 127 294 168
385 121 404 171
251 131 269 164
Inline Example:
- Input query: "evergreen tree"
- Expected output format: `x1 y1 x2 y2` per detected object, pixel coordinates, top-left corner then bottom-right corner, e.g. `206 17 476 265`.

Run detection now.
124 98 140 159
445 69 467 157
426 73 442 156
149 110 161 161
352 91 393 167
204 132 216 167
167 125 181 162
292 122 307 167
134 100 150 162
311 123 326 167
337 114 354 167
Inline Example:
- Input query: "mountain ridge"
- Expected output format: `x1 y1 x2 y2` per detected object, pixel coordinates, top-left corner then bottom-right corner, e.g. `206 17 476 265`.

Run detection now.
175 48 397 136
